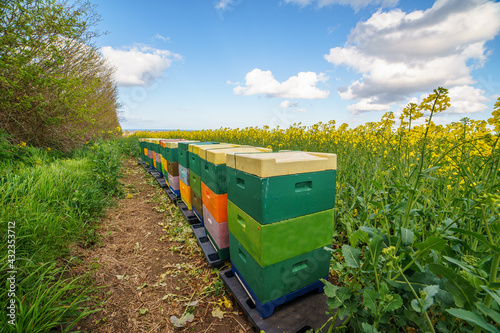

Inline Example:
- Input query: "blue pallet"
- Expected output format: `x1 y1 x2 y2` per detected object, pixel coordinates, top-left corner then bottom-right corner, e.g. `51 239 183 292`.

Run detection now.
163 187 180 203
192 207 204 226
231 263 325 319
170 187 181 197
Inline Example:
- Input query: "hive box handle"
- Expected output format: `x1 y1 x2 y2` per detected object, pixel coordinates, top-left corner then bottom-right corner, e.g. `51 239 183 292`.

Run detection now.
295 181 312 192
236 178 245 189
292 260 309 272
238 248 247 263
237 214 246 229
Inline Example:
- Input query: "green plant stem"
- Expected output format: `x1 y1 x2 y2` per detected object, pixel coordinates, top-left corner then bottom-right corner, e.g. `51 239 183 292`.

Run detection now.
472 253 500 333
400 268 436 333
327 308 341 333
397 98 439 252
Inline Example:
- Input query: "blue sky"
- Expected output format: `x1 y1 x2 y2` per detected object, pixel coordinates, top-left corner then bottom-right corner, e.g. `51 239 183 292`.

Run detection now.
94 0 500 130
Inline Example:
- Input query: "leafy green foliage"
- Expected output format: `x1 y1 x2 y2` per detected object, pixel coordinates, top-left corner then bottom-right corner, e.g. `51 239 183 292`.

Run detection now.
0 0 120 151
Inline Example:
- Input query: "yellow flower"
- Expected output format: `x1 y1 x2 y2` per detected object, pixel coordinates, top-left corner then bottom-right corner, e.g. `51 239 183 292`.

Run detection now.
217 296 232 309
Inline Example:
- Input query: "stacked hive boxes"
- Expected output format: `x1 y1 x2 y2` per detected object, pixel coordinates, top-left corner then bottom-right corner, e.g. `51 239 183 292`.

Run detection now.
188 143 240 222
138 139 148 164
162 140 196 196
199 146 272 261
147 138 165 173
179 141 216 211
226 151 337 318
146 138 153 167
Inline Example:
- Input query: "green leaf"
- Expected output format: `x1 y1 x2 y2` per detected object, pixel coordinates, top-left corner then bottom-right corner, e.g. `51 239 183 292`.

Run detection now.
415 237 446 253
382 294 403 313
450 228 500 252
342 245 362 268
362 322 380 333
477 302 500 325
446 308 500 333
421 285 439 312
369 235 384 267
349 229 369 247
337 287 352 302
411 299 423 313
481 286 500 306
338 299 359 319
400 228 414 246
321 279 339 299
363 289 378 315
443 256 476 274
429 264 477 309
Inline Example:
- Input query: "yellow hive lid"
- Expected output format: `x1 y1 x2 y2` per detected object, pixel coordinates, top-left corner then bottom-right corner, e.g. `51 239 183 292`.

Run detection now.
204 147 272 165
166 140 199 148
189 143 240 155
226 151 337 177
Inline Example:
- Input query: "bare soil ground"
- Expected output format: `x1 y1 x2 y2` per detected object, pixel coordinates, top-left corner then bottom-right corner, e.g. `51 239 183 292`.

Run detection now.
73 158 253 333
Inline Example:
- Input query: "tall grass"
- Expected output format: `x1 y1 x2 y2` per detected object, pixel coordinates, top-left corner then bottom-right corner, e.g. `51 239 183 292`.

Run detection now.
0 135 131 332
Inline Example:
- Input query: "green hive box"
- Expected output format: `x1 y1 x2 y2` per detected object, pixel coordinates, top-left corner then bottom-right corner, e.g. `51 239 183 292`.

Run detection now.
229 232 331 304
201 161 227 194
178 148 189 168
226 167 336 224
228 201 334 267
199 147 272 195
166 147 178 162
188 143 236 175
189 171 202 197
178 142 219 168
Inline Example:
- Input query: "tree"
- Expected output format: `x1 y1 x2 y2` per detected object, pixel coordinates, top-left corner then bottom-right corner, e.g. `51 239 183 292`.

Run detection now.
0 0 120 151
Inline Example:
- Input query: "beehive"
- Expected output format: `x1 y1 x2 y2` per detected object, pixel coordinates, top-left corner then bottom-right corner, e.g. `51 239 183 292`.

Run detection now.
226 150 337 314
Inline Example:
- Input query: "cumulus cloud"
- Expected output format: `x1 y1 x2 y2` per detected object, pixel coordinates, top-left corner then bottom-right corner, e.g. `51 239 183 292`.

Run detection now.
446 85 488 113
234 69 329 99
100 45 182 87
346 97 393 115
284 0 398 10
325 0 500 114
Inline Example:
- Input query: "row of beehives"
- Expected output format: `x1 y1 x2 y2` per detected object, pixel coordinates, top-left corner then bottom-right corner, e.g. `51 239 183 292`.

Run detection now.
138 138 337 319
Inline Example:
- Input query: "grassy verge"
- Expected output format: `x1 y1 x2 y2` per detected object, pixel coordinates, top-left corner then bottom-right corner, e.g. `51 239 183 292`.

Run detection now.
0 133 139 333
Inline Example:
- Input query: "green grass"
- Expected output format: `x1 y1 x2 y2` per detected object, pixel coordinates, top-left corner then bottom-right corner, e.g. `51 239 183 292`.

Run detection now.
0 134 136 332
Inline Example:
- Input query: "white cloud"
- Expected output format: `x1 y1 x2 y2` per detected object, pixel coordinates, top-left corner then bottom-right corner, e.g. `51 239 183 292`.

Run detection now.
285 0 398 10
296 108 307 112
447 85 489 113
100 45 182 87
280 100 299 108
347 97 393 114
325 0 500 113
215 0 233 10
153 33 170 42
234 68 329 99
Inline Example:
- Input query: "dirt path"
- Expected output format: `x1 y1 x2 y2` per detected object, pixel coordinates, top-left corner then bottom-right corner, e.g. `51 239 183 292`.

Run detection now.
74 158 252 333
